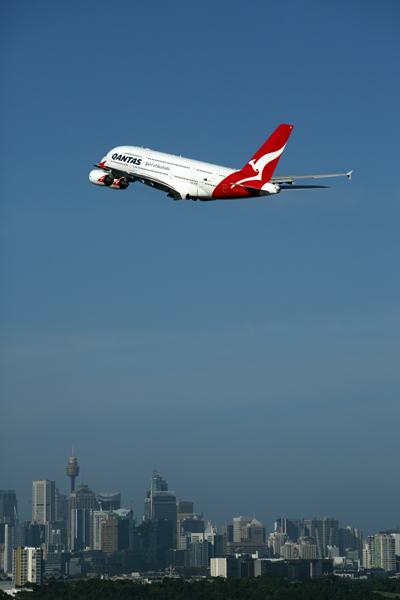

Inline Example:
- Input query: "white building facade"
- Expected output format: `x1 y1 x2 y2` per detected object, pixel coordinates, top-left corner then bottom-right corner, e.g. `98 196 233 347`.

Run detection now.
364 534 396 572
210 557 240 578
32 480 55 524
13 547 42 586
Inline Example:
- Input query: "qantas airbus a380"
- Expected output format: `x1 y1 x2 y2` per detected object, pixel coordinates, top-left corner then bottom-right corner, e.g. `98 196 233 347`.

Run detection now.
89 124 352 201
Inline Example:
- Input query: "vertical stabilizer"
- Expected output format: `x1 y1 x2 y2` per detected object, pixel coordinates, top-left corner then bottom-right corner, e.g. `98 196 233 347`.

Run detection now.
212 124 293 199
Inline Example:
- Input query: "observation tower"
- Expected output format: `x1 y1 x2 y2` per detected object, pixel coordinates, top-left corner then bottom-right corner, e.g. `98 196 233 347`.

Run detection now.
66 449 80 494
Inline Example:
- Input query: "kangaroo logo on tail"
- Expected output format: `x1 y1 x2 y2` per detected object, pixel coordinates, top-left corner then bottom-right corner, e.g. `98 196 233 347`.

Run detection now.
212 124 293 199
234 143 288 188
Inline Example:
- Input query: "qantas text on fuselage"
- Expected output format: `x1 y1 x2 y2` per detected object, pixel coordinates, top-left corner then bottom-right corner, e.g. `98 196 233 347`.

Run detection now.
89 124 352 200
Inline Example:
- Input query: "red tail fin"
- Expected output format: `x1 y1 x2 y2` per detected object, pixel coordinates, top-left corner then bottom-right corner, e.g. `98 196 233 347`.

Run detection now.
212 124 293 199
243 124 293 183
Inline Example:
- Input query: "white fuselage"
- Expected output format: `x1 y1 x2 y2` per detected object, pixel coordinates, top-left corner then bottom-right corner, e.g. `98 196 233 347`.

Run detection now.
105 145 235 199
90 125 351 199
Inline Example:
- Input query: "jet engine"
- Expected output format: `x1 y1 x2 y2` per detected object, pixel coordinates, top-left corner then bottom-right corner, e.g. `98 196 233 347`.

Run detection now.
259 182 281 196
89 170 129 190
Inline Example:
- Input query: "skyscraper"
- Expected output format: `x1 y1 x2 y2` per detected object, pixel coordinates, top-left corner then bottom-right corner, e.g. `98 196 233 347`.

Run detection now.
100 517 129 555
176 500 204 550
98 493 121 511
227 518 266 556
275 518 304 542
144 470 168 520
55 488 68 521
177 501 194 515
68 484 96 551
365 533 396 571
3 524 12 574
233 516 253 542
304 517 339 558
221 524 233 541
0 490 18 525
91 510 111 551
12 524 28 551
13 547 42 586
32 480 55 524
339 525 364 557
144 470 177 548
136 519 174 570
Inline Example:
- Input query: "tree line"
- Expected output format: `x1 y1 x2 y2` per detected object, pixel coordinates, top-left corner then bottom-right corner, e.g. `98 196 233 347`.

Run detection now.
2 574 400 600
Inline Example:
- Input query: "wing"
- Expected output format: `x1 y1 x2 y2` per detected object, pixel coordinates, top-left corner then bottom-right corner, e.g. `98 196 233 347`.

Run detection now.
271 171 353 190
93 164 183 200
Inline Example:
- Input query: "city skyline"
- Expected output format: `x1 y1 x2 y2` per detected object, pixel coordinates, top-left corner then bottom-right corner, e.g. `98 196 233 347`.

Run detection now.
2 468 399 581
1 458 397 539
1 0 399 549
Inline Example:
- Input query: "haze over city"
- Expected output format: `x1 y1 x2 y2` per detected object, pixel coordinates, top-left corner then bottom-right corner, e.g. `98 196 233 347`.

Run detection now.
1 0 399 540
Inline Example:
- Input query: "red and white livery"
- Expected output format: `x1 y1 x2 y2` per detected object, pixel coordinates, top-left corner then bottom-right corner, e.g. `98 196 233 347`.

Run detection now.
89 124 352 201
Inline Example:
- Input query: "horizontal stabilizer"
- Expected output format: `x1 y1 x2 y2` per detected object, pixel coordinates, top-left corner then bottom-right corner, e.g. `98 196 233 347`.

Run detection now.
279 184 329 190
272 171 353 184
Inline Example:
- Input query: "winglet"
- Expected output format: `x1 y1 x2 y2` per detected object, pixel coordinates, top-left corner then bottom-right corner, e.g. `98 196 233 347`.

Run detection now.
347 170 353 180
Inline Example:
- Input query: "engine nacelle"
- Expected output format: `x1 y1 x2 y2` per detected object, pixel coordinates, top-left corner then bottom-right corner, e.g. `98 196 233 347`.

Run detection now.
259 182 281 196
112 177 129 190
89 170 129 190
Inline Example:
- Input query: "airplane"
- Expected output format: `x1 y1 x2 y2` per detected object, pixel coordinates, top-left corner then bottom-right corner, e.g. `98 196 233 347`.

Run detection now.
89 124 352 201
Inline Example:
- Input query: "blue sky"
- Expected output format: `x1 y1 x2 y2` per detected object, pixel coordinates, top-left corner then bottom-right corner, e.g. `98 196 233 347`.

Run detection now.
1 0 399 537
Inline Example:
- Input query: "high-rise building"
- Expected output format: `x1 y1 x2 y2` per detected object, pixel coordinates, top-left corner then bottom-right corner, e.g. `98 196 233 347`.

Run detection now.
239 519 266 548
221 524 233 541
144 470 168 520
151 493 177 522
100 518 119 555
100 517 129 555
365 534 396 572
205 521 217 544
180 516 204 535
177 501 194 515
3 524 12 574
28 523 45 548
226 518 266 556
188 539 212 567
44 551 70 575
339 525 364 557
179 517 205 551
13 547 42 586
98 493 121 512
55 489 68 522
32 480 55 524
298 539 317 559
304 518 339 558
136 519 174 570
12 524 28 551
144 470 177 548
275 518 304 542
45 521 67 552
91 511 112 551
68 484 96 551
267 531 289 557
152 493 177 548
176 501 204 550
211 557 240 578
66 451 80 494
0 490 18 525
221 524 234 555
204 521 223 556
69 509 91 552
233 516 253 542
383 529 400 556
